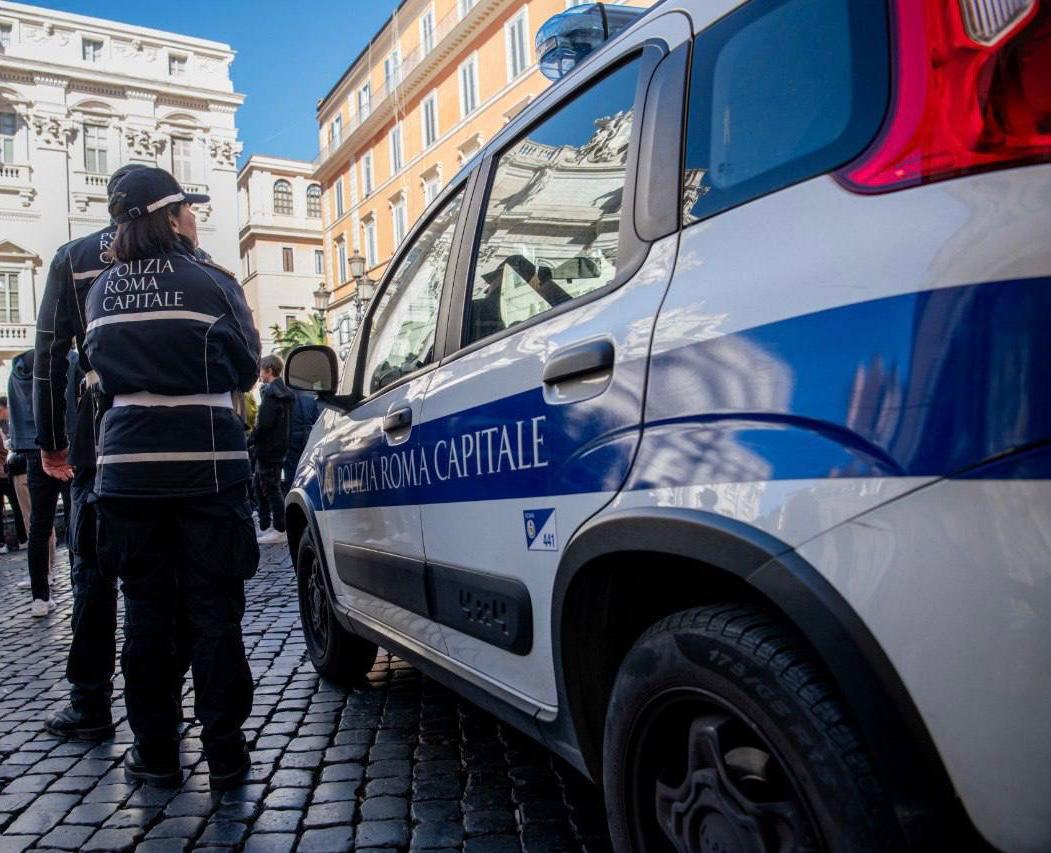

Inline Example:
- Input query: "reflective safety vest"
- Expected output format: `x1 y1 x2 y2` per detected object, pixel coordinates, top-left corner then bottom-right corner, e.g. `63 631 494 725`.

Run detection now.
84 244 261 498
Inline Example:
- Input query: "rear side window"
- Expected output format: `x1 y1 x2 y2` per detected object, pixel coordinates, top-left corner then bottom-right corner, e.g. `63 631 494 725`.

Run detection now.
682 0 888 224
465 58 641 347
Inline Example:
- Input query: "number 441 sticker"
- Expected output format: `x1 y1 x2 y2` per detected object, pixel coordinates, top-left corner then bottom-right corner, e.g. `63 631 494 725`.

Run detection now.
523 508 559 551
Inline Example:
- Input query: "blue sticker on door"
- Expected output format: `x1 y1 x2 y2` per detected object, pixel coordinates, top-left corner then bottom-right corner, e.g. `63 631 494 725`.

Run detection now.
523 508 558 551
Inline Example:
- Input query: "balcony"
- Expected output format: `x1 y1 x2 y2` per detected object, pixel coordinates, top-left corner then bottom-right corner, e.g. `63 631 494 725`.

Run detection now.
314 0 506 173
0 323 34 350
0 163 35 207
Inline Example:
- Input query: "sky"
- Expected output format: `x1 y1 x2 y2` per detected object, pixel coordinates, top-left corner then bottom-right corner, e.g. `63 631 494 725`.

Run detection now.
23 0 402 166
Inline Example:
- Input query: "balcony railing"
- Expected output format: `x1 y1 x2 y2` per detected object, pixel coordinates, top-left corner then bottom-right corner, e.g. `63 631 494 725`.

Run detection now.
0 323 34 349
315 0 497 168
0 163 30 185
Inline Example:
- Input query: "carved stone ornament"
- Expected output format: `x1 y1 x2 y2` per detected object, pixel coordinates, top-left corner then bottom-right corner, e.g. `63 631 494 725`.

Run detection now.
576 110 633 164
29 113 76 149
194 202 212 223
207 136 242 169
123 126 167 158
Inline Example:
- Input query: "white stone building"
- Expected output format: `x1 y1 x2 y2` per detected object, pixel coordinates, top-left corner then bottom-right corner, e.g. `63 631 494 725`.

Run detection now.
237 155 324 354
0 1 244 375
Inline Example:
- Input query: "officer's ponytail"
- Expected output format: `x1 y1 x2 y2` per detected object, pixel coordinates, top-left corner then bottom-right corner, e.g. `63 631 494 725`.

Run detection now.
109 202 185 262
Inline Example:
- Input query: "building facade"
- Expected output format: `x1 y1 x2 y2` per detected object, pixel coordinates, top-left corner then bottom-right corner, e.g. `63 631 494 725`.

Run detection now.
313 0 650 340
237 155 325 354
0 0 243 374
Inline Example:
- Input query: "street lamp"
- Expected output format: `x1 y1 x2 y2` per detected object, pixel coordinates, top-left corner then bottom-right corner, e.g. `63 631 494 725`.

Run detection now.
313 281 331 315
348 251 366 282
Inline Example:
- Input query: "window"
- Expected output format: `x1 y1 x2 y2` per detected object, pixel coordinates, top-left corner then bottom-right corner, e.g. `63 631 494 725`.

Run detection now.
306 184 322 218
358 83 371 120
384 50 401 94
363 218 378 268
682 0 888 225
0 24 12 51
282 247 294 272
334 179 345 217
423 175 440 206
505 11 530 81
459 0 475 18
169 54 187 77
0 113 17 163
285 314 296 329
420 7 435 54
391 197 407 246
466 59 640 345
422 92 438 149
273 179 294 215
330 115 343 147
362 152 374 196
363 190 462 395
389 123 403 173
336 239 348 283
459 54 479 118
565 0 588 6
82 39 103 63
171 137 194 183
0 271 19 323
314 249 325 274
83 125 107 174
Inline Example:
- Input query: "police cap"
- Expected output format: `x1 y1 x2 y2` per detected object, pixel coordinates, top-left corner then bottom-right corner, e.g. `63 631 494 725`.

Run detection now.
109 166 210 224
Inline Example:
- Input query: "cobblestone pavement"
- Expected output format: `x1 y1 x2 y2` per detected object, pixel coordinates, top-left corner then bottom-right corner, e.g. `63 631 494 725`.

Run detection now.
0 543 612 852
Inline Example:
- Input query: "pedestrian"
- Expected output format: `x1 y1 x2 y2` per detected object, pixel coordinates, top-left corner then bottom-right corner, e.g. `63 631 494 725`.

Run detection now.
0 396 28 552
34 163 150 740
83 166 261 789
282 386 319 494
8 348 74 616
251 354 293 544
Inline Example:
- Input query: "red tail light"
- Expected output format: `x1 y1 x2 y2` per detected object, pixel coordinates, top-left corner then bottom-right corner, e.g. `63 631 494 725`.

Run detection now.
837 0 1051 192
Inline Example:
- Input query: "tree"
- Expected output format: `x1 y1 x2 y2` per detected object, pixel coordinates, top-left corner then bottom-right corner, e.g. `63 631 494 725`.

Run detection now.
270 313 327 357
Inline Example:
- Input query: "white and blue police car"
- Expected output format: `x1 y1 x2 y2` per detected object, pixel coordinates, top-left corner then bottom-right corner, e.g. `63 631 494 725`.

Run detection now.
284 0 1051 848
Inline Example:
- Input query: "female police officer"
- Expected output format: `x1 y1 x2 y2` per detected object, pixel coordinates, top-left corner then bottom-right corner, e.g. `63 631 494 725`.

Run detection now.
83 167 261 789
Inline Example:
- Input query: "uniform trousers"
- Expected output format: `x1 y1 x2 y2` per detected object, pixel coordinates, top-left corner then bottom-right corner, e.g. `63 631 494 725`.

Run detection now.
67 468 116 716
96 485 258 765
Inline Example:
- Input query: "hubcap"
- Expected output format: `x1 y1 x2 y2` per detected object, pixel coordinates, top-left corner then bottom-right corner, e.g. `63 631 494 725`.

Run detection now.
630 697 819 853
302 553 329 655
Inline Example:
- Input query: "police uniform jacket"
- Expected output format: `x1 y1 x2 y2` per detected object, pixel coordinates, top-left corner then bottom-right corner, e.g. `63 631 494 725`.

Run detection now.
83 242 261 498
33 226 114 468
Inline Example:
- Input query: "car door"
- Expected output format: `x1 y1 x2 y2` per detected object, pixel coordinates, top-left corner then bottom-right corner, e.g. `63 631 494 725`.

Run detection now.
417 11 692 713
314 184 468 655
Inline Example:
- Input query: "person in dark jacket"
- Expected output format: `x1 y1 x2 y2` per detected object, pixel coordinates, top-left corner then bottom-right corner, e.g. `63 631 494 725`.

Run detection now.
250 354 292 544
34 162 149 738
83 167 261 790
282 388 319 494
8 348 76 617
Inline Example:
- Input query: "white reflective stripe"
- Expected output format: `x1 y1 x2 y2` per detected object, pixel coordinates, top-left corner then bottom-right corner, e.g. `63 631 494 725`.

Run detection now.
83 370 101 388
146 192 185 213
86 310 219 331
72 269 105 281
96 450 248 464
113 391 233 409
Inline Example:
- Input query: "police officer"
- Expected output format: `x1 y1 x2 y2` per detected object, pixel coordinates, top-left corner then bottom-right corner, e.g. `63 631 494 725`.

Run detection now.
83 167 261 789
35 163 148 737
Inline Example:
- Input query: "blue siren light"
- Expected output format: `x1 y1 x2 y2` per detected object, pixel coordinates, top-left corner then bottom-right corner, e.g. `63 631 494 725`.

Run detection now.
535 3 646 81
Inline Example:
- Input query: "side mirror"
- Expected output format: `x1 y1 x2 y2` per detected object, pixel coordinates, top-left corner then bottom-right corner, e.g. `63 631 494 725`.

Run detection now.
285 345 340 394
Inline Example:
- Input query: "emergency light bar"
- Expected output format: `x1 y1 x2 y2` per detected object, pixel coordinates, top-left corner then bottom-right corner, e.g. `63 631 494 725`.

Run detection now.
535 3 645 81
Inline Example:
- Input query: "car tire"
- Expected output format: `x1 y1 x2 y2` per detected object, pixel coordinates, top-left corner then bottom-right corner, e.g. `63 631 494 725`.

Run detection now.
296 528 377 685
603 603 899 852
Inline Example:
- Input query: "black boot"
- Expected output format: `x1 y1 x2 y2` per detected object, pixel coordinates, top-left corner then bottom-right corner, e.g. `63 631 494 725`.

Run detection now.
45 705 115 740
208 744 250 790
124 744 181 787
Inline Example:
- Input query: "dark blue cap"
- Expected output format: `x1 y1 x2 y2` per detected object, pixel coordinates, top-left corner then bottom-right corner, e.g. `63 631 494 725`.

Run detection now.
109 166 209 224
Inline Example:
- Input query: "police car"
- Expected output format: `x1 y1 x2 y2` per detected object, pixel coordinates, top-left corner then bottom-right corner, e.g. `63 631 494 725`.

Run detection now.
284 0 1051 848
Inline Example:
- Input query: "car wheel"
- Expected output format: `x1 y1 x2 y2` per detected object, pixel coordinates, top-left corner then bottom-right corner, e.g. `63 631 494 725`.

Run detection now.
296 528 377 685
604 603 898 852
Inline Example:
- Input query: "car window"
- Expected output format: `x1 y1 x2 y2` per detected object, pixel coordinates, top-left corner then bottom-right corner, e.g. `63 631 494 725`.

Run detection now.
682 0 888 224
465 58 641 346
362 189 463 396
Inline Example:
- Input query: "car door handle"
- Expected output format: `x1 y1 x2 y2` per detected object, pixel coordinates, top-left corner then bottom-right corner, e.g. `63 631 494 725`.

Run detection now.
542 340 615 384
383 406 413 432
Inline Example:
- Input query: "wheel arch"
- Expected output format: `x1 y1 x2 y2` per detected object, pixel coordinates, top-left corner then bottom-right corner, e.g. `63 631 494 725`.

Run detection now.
549 506 967 845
